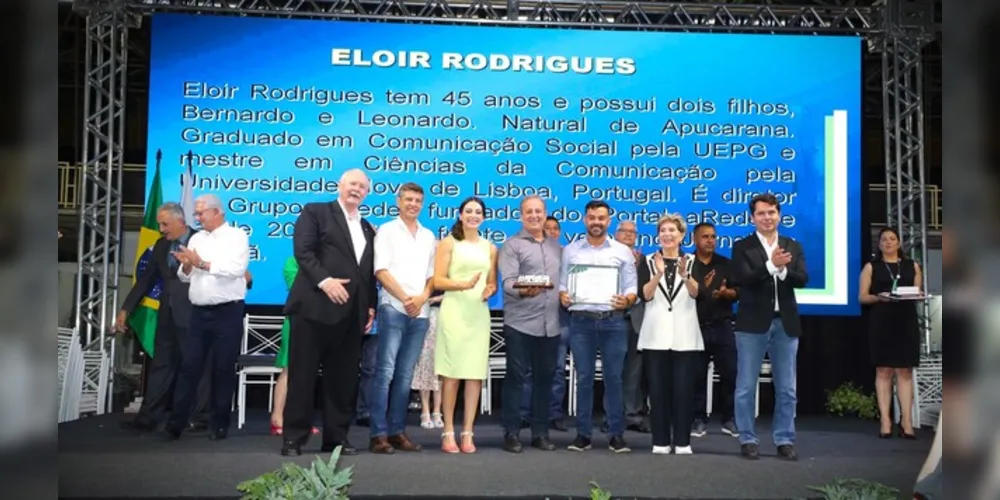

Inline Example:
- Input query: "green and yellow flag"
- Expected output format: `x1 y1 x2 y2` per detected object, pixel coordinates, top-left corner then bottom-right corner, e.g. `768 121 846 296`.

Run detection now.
127 163 164 357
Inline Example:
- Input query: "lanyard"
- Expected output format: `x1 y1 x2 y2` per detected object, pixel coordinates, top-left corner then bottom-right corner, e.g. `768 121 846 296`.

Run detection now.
884 261 901 292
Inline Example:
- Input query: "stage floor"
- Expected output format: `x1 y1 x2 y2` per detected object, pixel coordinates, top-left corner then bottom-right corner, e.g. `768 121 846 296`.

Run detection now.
59 412 931 499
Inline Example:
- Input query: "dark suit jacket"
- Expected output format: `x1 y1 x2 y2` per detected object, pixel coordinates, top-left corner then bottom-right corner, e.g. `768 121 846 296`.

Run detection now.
121 229 193 329
283 202 377 326
729 233 808 337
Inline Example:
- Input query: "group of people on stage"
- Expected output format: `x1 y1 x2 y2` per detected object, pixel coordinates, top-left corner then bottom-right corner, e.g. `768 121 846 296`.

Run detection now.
113 167 924 460
273 167 810 459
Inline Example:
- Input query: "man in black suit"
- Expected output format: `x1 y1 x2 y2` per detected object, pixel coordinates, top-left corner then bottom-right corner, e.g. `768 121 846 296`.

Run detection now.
115 201 210 431
281 168 378 456
729 193 808 461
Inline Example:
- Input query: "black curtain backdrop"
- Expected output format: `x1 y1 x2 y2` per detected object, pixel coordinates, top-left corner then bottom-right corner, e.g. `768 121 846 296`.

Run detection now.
245 181 875 416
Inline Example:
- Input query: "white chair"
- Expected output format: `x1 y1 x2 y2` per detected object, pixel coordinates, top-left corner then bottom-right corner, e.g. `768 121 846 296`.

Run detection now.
705 359 770 419
236 314 285 429
482 316 506 414
566 353 604 418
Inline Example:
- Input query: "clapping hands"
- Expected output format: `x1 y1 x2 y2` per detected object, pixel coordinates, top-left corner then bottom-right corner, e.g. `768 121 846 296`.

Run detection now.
771 247 792 268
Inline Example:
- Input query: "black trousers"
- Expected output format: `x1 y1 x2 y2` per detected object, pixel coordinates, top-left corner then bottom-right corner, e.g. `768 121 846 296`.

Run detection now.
501 326 560 437
168 300 245 431
692 321 738 424
283 309 364 446
135 313 210 426
623 322 647 424
645 350 700 448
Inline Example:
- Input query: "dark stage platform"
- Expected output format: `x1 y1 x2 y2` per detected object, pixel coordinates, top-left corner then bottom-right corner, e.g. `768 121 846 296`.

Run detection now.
59 412 930 499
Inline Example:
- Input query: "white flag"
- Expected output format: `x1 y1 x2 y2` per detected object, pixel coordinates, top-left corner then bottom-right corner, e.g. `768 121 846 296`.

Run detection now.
180 163 195 225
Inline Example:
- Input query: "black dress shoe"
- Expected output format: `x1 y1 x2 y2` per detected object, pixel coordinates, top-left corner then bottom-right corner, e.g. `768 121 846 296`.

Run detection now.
550 419 568 432
281 440 302 456
626 421 650 433
503 434 523 453
776 444 798 461
186 422 209 433
207 428 228 441
322 441 358 455
163 425 183 441
740 443 760 460
120 419 158 433
531 436 556 451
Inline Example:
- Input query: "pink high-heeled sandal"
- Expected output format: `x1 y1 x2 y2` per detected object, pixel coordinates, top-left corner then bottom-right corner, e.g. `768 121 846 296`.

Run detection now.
441 431 460 454
460 431 476 454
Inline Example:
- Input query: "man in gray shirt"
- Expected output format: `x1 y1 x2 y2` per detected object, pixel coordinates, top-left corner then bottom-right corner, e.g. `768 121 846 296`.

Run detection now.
499 196 563 453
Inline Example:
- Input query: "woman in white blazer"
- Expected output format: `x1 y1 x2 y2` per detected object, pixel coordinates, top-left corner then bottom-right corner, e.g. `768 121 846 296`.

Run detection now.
636 213 704 455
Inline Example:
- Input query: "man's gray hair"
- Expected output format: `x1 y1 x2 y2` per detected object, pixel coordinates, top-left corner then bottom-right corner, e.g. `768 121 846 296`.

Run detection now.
158 201 186 221
196 194 224 214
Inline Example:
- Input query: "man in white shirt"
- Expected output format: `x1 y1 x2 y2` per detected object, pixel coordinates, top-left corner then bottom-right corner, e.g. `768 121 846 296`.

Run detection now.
367 183 436 454
281 169 378 457
164 194 250 441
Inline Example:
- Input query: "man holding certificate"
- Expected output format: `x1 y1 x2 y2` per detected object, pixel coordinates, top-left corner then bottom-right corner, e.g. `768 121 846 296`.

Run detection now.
559 200 639 454
498 196 562 453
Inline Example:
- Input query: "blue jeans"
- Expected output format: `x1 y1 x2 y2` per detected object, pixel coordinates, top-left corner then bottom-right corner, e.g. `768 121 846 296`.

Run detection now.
568 313 628 437
521 324 571 420
734 318 799 446
369 304 429 438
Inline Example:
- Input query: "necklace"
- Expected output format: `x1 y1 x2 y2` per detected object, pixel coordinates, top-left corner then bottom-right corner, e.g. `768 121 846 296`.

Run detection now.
653 251 684 312
883 260 901 292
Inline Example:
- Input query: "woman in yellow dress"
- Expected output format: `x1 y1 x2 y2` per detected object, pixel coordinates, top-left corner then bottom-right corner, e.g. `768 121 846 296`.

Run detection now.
433 197 497 454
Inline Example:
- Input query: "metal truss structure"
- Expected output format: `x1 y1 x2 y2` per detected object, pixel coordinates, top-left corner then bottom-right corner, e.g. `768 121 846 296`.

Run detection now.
71 0 939 422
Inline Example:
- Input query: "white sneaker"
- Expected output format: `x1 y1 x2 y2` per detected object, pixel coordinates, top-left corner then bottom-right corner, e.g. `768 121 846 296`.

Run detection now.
652 445 672 454
674 446 693 455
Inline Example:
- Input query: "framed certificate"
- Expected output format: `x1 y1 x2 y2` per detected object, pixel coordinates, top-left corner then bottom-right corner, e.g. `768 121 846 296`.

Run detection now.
568 264 620 305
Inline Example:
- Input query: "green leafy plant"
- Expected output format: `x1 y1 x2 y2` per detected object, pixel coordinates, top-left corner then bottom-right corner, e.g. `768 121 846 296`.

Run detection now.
589 481 613 500
809 478 899 500
236 447 353 500
825 382 879 420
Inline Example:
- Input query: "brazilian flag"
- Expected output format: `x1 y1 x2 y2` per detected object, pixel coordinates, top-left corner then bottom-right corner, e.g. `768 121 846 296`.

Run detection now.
128 163 165 357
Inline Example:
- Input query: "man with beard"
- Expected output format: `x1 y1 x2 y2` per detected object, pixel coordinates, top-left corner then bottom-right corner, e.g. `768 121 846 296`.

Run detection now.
281 169 378 456
559 200 638 453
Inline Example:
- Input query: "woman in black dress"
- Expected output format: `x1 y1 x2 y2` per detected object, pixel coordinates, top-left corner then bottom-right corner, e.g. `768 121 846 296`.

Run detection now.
858 227 923 439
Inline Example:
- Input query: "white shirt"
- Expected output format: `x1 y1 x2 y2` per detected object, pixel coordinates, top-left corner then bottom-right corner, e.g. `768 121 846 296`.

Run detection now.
340 199 367 265
637 255 703 352
178 222 250 306
373 217 437 318
317 200 369 291
757 231 788 312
